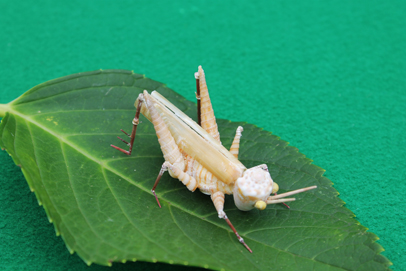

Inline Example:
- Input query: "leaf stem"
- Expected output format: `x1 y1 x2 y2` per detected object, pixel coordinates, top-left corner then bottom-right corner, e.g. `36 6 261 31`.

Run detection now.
0 103 10 118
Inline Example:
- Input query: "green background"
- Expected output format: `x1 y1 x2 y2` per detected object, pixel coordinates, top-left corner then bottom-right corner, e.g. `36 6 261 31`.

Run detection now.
0 0 405 270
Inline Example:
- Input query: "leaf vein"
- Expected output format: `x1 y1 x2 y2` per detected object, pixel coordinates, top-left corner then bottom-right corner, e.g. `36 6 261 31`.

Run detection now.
24 119 83 254
101 167 183 260
168 205 232 269
60 142 129 258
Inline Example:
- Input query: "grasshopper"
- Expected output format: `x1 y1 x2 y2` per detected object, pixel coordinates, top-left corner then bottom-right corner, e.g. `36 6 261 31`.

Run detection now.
111 66 317 252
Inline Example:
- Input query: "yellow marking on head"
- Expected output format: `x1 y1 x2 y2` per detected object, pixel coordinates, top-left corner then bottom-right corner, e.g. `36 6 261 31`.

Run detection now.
255 200 267 210
272 182 279 194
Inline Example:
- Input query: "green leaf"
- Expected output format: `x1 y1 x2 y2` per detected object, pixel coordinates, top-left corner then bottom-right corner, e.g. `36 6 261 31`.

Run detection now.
0 70 391 270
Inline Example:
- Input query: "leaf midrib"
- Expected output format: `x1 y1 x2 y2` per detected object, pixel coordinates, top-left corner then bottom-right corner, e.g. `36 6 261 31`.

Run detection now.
0 103 10 118
8 106 352 270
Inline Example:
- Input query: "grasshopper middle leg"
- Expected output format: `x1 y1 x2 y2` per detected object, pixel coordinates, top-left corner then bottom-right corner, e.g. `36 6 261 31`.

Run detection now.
152 162 198 208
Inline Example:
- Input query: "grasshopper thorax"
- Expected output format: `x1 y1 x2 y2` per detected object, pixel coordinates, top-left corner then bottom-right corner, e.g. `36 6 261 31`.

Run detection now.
233 167 274 211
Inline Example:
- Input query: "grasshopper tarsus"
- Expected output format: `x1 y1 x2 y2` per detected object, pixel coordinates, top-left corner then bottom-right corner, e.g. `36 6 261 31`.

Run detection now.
224 215 252 253
151 190 162 208
243 242 253 254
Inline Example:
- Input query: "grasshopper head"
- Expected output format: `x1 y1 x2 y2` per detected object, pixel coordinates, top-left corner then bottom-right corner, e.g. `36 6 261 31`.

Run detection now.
233 167 278 211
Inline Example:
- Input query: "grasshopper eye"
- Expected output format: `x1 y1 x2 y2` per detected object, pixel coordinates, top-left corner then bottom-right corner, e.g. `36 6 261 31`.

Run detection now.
272 182 279 194
254 200 267 210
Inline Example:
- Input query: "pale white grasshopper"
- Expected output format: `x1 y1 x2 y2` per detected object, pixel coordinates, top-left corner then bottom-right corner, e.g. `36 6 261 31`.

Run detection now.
111 66 317 252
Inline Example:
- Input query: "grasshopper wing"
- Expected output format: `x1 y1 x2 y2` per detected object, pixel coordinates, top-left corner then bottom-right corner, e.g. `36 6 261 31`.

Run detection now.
137 91 246 185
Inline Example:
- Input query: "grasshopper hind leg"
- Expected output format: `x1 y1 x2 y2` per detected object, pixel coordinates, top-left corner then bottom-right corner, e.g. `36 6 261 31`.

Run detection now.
111 94 144 155
195 66 221 142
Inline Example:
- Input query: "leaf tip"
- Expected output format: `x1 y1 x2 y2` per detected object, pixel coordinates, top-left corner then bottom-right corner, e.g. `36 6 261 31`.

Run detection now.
132 258 137 262
152 258 158 263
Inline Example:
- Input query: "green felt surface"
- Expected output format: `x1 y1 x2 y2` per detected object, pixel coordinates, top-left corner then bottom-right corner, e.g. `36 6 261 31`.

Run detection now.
0 0 405 270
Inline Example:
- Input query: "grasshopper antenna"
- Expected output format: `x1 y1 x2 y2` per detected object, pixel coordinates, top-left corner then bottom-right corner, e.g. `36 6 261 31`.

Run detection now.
267 186 317 205
111 94 144 155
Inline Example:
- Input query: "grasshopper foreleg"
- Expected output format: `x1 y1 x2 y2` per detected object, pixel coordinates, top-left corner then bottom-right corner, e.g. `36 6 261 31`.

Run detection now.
211 191 253 253
111 93 144 155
